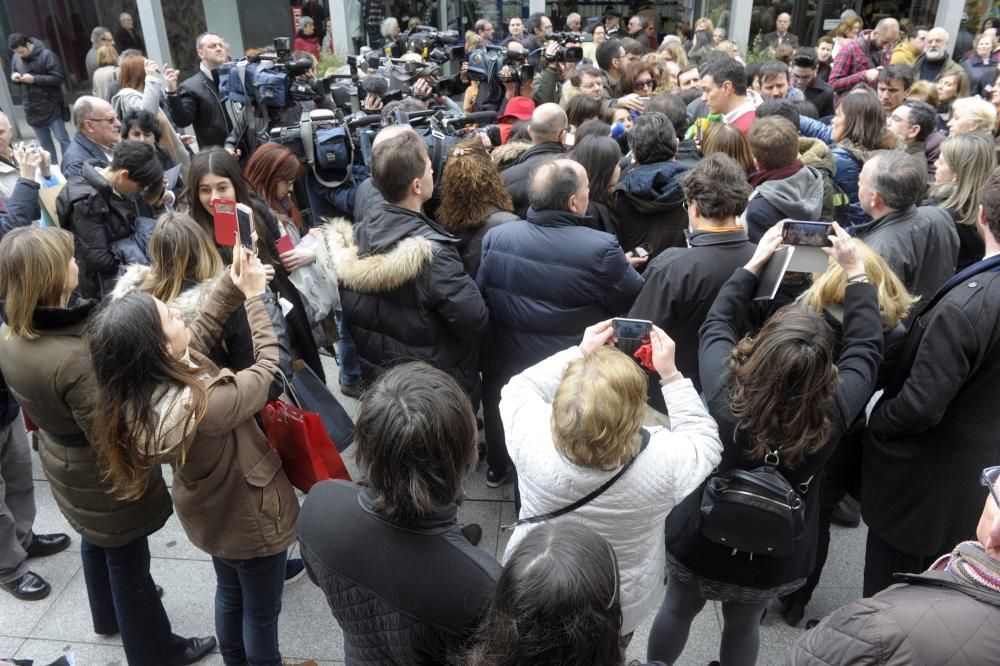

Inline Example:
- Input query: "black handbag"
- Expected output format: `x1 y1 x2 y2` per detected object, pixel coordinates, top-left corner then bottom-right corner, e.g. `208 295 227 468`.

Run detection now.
289 365 355 451
699 450 810 557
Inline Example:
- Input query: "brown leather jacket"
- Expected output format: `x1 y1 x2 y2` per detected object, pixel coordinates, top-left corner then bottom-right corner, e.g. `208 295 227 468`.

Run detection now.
167 273 298 560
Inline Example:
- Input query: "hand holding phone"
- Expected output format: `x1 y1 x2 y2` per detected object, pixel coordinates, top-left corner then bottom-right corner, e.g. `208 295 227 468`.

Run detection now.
781 220 833 247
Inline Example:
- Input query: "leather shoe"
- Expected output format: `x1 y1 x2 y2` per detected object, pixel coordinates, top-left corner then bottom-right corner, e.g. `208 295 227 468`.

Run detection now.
26 532 71 559
460 523 483 546
1 571 51 600
170 636 217 665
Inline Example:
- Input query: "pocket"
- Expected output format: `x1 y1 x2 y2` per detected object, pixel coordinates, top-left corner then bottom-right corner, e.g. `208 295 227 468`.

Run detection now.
244 448 283 535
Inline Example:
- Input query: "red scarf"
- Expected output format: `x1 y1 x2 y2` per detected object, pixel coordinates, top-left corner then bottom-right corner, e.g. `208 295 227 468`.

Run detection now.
747 160 804 188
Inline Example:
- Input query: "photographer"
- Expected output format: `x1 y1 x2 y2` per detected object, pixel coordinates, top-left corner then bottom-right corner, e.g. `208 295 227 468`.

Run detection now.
534 40 576 105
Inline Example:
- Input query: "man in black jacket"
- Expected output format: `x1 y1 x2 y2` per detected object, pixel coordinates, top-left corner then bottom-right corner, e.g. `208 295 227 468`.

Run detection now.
500 103 568 217
761 13 798 49
114 12 145 54
629 153 754 403
330 127 487 401
164 33 232 150
862 166 1000 596
9 33 69 164
791 48 835 118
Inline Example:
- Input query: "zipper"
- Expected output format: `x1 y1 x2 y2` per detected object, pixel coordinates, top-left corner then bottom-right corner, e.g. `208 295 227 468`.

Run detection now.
723 489 797 511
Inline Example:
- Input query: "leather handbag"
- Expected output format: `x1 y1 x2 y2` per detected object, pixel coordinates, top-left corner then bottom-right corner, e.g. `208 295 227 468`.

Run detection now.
261 370 351 493
699 461 808 557
289 364 355 451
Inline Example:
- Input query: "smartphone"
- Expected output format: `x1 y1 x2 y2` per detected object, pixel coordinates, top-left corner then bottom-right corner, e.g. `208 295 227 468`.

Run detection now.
634 245 650 258
275 234 296 255
211 198 238 246
612 317 653 342
696 120 704 144
236 203 254 250
782 220 833 247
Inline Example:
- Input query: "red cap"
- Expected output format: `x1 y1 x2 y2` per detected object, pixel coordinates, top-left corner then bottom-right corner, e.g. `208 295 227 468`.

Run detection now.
498 96 535 122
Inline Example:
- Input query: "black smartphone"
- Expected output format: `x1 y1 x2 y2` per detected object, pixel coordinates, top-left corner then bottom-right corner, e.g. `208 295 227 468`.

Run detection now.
612 317 653 342
781 220 833 247
236 203 254 250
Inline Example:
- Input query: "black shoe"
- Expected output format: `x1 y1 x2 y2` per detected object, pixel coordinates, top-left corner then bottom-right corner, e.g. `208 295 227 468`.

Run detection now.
781 600 805 627
831 496 861 528
339 379 364 399
25 532 71 559
461 523 483 546
156 584 164 598
284 557 306 583
169 636 217 666
486 465 513 488
806 618 820 630
1 571 51 600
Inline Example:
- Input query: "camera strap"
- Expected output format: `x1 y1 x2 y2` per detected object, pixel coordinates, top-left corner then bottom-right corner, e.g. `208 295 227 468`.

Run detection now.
300 114 353 189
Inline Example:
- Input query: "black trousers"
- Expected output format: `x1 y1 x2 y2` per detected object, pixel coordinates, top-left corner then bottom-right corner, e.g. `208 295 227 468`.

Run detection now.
863 529 937 597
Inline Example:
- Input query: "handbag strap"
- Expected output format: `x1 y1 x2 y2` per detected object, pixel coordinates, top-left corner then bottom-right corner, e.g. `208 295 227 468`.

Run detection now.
503 429 651 531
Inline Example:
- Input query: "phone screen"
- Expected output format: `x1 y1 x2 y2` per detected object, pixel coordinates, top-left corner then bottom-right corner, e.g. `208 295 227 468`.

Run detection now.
634 245 650 258
612 318 653 342
782 221 833 247
236 203 254 250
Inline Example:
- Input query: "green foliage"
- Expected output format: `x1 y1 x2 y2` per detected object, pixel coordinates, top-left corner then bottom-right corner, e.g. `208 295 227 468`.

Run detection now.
743 34 772 65
317 53 345 76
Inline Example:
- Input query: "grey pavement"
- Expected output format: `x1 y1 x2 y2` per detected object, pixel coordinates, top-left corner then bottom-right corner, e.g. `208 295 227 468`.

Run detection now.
0 355 868 664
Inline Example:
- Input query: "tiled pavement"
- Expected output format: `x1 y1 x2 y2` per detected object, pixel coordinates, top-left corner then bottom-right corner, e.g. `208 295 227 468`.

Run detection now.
0 356 868 665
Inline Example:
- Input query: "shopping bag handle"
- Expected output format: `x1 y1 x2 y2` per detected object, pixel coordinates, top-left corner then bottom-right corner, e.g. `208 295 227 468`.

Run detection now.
275 368 304 410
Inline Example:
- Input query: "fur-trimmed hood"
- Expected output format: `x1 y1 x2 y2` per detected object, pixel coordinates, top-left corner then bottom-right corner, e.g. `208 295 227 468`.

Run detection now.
324 205 458 295
110 263 222 324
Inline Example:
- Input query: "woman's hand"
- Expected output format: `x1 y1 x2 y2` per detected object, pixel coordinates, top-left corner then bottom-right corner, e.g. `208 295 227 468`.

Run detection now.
17 145 39 179
230 243 267 298
743 223 784 275
280 246 316 271
144 59 162 78
823 221 864 276
262 263 275 283
579 319 615 355
650 325 680 381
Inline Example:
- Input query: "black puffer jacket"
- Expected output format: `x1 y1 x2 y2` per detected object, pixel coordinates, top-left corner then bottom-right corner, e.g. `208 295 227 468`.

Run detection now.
327 207 488 400
11 38 65 127
500 142 567 218
56 161 143 300
299 481 499 665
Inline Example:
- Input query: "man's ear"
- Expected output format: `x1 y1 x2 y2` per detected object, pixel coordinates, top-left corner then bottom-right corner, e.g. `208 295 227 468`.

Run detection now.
907 123 921 141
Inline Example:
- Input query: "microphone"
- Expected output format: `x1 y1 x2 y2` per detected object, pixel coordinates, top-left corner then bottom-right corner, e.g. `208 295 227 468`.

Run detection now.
443 111 498 125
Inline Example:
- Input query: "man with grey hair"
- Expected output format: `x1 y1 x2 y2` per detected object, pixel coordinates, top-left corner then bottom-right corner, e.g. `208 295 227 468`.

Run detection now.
912 27 963 83
501 103 569 217
85 26 113 80
164 32 231 149
477 157 642 486
60 96 120 178
853 149 959 302
114 12 144 55
829 17 900 100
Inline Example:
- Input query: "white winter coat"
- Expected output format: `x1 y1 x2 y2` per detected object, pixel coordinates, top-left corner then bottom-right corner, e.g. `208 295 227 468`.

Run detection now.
500 347 723 635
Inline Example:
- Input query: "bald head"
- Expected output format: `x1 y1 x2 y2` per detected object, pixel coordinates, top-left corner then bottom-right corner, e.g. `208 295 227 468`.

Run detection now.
528 158 589 214
529 103 568 144
372 124 419 148
875 18 900 47
776 13 791 33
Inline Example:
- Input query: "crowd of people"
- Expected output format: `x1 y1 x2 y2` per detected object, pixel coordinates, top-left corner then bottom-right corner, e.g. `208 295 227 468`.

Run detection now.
2 4 1000 666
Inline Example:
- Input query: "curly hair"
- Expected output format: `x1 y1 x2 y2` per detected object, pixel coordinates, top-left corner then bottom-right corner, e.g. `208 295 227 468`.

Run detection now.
436 137 514 233
620 60 660 96
727 307 839 467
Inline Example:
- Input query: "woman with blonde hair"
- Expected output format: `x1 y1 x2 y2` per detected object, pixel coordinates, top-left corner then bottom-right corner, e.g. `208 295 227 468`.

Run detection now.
926 132 995 269
0 226 214 664
828 15 863 59
500 319 722 637
780 240 916 625
657 40 688 67
92 43 118 100
946 95 997 134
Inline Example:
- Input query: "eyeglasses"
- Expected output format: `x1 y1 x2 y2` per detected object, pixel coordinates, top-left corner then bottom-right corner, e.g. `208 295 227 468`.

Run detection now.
87 116 118 124
636 79 655 89
982 467 1000 509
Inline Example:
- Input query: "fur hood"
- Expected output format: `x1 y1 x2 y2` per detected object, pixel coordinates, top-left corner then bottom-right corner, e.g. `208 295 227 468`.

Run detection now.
799 137 835 177
110 263 221 324
493 141 531 171
322 218 434 295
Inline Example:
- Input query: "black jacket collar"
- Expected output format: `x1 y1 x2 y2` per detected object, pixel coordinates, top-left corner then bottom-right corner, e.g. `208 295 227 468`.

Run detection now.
514 141 566 165
686 228 750 247
525 207 593 229
0 297 96 334
358 488 458 531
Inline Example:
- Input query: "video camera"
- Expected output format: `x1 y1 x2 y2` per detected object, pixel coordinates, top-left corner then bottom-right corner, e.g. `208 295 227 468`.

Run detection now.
467 45 534 84
270 109 355 188
218 37 317 110
542 32 586 63
388 25 464 63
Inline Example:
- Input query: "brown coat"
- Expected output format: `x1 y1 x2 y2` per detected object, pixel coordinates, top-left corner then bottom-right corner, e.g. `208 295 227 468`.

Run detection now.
168 273 298 560
0 300 172 548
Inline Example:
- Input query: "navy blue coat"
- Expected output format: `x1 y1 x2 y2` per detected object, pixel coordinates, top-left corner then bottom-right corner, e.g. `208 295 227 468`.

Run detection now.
61 133 110 179
831 146 869 228
477 207 643 379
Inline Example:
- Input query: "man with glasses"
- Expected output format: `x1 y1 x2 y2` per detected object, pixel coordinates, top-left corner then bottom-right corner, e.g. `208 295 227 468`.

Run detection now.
85 27 113 80
861 166 1000 597
790 468 1000 663
791 48 834 118
886 99 937 176
61 96 121 179
165 32 233 150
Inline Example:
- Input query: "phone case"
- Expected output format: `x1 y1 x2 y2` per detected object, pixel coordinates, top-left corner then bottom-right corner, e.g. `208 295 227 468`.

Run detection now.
236 203 254 249
212 198 238 246
275 234 296 254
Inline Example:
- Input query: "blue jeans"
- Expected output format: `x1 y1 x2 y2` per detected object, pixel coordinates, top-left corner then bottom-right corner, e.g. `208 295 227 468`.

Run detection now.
31 117 70 165
80 537 188 665
212 550 287 666
333 310 361 385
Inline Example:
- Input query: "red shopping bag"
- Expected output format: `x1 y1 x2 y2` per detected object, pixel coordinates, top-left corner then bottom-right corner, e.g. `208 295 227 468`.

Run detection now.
261 373 351 493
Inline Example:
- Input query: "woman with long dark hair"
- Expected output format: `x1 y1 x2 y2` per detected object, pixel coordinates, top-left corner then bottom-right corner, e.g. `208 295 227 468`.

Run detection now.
570 135 622 234
830 91 887 226
462 523 626 666
649 223 882 665
0 226 214 665
89 245 297 666
185 147 325 380
436 137 518 278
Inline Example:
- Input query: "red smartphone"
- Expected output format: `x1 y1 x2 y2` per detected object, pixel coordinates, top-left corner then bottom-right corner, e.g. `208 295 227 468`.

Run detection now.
212 198 238 246
275 234 296 254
